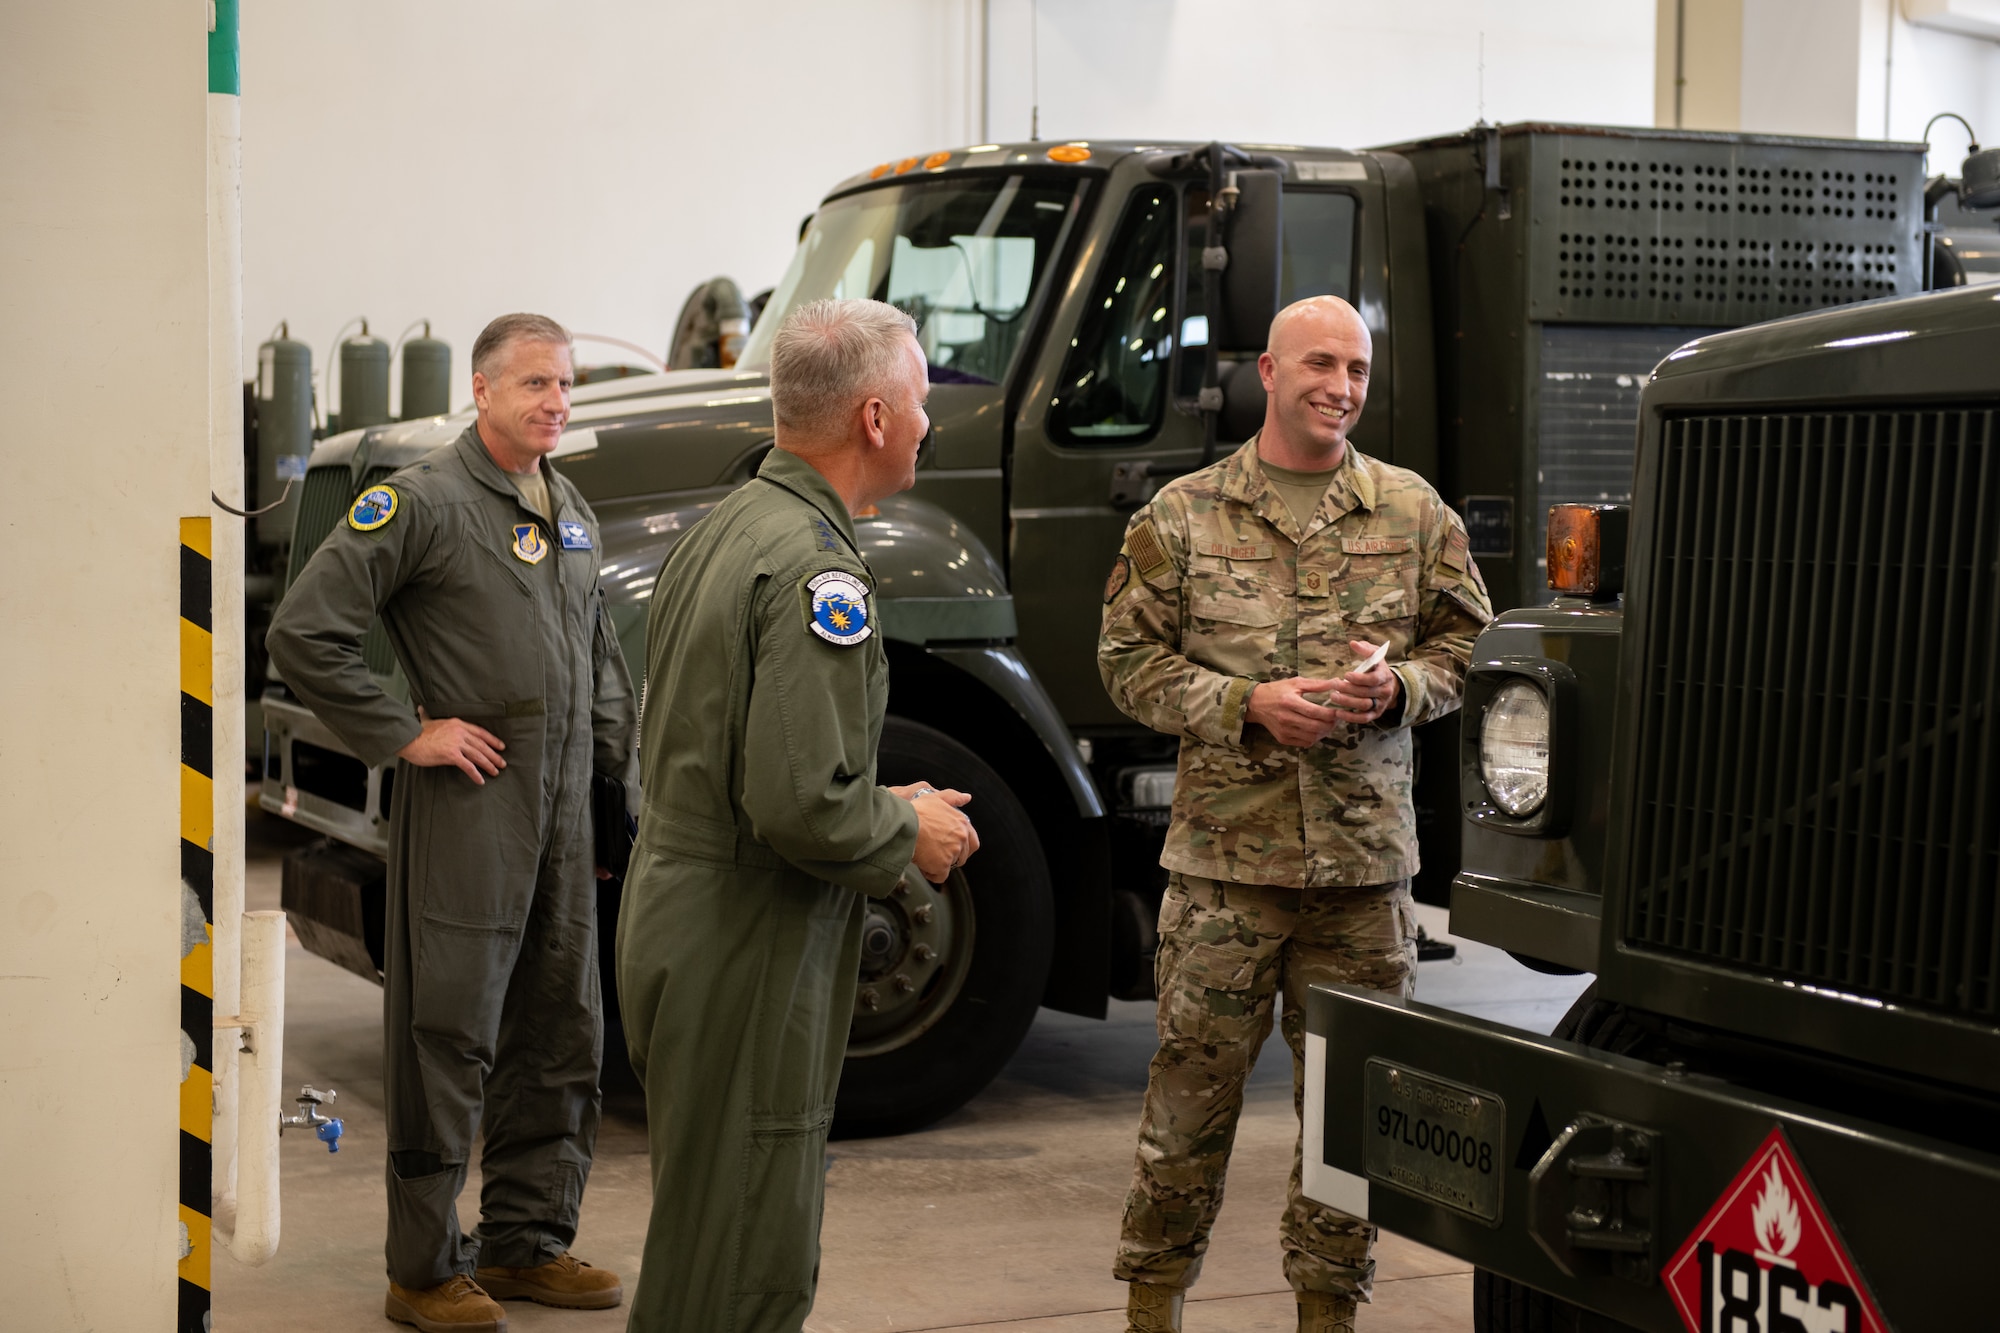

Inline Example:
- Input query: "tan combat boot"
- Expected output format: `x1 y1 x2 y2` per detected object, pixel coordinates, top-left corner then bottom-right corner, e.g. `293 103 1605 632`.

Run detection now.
1126 1281 1186 1333
384 1275 506 1332
1298 1289 1357 1333
474 1252 623 1309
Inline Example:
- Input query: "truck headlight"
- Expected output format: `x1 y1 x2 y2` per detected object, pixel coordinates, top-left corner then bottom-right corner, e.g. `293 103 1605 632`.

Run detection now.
1479 680 1551 816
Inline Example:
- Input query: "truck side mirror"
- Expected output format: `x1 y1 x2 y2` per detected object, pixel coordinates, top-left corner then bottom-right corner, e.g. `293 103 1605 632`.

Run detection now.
1216 169 1283 353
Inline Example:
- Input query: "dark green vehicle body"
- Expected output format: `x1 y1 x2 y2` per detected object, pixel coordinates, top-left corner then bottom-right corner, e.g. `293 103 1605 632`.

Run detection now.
1307 283 2000 1329
261 124 1932 1129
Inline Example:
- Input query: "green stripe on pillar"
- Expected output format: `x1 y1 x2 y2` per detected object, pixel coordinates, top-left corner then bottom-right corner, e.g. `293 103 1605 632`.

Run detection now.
207 0 240 96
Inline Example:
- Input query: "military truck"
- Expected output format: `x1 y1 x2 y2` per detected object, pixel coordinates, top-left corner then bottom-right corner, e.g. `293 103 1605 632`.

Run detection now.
261 124 1928 1135
1302 279 2000 1330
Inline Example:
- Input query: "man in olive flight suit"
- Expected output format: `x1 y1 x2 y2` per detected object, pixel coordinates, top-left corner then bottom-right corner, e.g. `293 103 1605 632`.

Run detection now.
268 314 638 1333
1099 297 1493 1333
618 297 978 1333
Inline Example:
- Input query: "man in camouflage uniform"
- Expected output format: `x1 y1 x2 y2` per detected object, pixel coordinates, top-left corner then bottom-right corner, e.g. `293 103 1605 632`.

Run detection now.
1099 296 1492 1333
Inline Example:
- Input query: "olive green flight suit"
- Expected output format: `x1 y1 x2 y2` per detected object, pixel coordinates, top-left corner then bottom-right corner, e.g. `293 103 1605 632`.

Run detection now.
267 425 639 1288
617 447 919 1333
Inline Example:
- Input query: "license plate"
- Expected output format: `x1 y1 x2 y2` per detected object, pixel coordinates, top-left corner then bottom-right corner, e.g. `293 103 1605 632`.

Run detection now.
1362 1059 1505 1224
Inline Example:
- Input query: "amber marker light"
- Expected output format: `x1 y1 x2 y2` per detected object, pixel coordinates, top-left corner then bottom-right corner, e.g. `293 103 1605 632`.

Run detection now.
1545 503 1628 597
923 151 952 170
1047 143 1092 163
895 156 920 174
869 163 893 180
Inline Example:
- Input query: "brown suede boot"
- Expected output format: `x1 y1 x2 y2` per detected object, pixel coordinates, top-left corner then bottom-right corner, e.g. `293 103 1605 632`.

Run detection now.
384 1276 506 1332
1298 1290 1357 1333
474 1252 623 1310
1126 1281 1185 1333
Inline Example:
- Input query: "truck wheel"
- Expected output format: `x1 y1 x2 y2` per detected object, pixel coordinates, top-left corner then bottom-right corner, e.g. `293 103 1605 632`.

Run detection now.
1471 984 1647 1333
833 717 1054 1137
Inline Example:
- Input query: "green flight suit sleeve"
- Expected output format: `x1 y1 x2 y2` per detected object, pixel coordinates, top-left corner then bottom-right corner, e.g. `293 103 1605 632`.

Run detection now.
590 589 641 802
1098 500 1255 747
1386 498 1493 729
739 566 919 896
265 491 434 769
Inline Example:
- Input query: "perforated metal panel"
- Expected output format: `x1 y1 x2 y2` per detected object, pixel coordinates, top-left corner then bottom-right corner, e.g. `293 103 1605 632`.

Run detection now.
1527 132 1924 326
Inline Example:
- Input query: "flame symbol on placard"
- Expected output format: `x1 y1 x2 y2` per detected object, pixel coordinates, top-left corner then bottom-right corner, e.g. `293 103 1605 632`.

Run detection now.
1751 1159 1801 1264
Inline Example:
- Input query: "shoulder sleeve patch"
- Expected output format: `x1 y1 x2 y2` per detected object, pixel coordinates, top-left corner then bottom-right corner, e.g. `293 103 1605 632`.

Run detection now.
1126 518 1171 581
1103 553 1132 604
1442 524 1470 573
801 568 873 646
348 484 399 532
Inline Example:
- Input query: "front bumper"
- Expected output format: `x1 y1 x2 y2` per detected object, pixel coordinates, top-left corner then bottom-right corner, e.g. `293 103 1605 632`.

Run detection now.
1303 985 2000 1331
258 692 389 857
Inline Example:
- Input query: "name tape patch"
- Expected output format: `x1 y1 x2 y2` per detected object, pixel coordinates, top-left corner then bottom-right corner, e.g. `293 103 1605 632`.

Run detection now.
558 520 593 550
1194 540 1274 561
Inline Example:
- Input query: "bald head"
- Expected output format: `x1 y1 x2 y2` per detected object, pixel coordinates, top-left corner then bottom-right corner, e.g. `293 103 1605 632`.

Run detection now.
1256 295 1373 469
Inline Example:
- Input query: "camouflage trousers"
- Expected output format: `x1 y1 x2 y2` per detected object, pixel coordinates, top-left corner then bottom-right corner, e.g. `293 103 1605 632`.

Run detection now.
1113 871 1417 1299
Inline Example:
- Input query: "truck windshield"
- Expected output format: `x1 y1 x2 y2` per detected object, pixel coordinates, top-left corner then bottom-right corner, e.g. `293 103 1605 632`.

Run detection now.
738 174 1079 386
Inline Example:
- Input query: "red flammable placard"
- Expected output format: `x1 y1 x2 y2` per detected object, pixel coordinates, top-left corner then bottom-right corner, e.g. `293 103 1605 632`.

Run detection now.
1662 1125 1891 1333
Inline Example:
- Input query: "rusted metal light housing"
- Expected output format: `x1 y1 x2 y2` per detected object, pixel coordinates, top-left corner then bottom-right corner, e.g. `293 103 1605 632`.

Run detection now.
1546 503 1628 598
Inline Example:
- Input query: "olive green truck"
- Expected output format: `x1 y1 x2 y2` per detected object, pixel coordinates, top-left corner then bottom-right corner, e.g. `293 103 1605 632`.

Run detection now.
260 123 1930 1135
1304 278 2000 1331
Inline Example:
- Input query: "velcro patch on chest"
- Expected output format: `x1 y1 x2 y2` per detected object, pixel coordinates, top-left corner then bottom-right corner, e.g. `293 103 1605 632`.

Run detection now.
511 523 549 564
1341 535 1414 556
558 520 593 550
1193 539 1274 561
1297 567 1334 596
803 568 873 646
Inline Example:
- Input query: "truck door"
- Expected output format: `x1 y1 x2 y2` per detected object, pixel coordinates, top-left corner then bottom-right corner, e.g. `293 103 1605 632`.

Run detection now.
1009 174 1365 726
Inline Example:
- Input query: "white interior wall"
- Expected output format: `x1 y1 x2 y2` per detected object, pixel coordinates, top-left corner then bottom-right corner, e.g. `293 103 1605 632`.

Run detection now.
243 0 1655 413
1 3 211 1328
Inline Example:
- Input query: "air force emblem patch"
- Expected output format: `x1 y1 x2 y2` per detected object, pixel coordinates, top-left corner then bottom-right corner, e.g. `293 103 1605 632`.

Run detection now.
805 569 872 646
348 485 398 531
512 523 549 564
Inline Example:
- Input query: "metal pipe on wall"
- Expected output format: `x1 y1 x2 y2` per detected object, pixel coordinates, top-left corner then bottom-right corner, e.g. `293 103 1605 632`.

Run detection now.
229 910 288 1266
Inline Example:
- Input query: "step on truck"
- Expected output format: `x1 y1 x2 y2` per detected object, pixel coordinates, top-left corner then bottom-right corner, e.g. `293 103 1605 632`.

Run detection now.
260 124 1930 1134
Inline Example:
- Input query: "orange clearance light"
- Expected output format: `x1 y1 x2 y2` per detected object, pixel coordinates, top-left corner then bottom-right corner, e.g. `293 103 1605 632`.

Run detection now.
1047 143 1091 163
923 150 952 170
869 163 893 180
1545 504 1628 598
895 156 920 174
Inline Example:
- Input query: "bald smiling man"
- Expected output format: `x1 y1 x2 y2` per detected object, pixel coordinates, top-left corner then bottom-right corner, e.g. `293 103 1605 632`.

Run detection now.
1098 297 1494 1333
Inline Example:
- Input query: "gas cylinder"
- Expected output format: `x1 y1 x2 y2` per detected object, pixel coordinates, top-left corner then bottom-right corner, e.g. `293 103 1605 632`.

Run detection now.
399 323 451 420
336 322 392 432
253 322 313 551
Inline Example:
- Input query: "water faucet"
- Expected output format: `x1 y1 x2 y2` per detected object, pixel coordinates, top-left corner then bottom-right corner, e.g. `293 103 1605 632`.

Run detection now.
280 1084 344 1153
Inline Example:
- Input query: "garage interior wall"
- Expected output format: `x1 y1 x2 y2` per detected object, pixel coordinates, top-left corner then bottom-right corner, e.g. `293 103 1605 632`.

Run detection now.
0 3 212 1330
1660 0 2000 168
242 0 1657 414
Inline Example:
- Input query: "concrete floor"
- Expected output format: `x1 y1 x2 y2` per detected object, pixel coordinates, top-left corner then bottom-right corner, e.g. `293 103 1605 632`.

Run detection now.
218 813 1591 1331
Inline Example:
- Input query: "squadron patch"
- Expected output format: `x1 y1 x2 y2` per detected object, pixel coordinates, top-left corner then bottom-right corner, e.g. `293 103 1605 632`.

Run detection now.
1104 553 1132 604
348 485 399 532
804 569 872 646
512 523 549 564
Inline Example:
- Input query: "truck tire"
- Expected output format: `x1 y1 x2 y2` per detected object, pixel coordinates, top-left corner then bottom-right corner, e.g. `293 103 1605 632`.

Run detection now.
1471 984 1648 1333
832 716 1054 1137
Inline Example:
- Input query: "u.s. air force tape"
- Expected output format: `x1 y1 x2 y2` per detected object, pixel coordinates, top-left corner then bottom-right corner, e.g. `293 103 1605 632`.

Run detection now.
804 569 872 646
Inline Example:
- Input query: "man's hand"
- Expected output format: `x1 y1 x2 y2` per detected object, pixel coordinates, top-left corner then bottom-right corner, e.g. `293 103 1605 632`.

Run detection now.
1322 640 1401 726
1246 677 1346 748
909 786 979 883
397 707 507 785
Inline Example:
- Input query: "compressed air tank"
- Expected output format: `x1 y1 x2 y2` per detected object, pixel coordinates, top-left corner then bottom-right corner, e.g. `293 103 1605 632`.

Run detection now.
254 324 314 551
336 323 392 432
399 325 451 420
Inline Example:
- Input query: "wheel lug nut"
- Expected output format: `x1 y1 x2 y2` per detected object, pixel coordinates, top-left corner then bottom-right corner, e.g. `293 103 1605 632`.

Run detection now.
913 944 935 963
859 988 880 1011
893 879 909 897
913 905 934 924
894 973 914 993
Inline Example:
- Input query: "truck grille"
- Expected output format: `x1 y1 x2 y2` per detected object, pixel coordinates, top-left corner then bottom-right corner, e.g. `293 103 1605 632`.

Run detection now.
283 464 399 678
1625 407 2000 1023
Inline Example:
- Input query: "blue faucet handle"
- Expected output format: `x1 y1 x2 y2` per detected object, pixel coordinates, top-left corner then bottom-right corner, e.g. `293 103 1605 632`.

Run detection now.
316 1118 345 1153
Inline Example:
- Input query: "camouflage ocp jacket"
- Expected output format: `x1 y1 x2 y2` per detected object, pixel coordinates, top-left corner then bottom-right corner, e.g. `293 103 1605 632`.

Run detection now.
1099 436 1492 888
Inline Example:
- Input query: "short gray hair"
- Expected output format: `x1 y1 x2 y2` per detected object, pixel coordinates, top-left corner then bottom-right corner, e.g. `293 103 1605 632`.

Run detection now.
769 298 919 442
472 312 571 377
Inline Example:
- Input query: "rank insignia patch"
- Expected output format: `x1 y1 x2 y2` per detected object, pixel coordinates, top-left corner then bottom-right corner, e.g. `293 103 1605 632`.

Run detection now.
805 569 872 646
512 523 549 564
558 520 593 550
811 517 841 552
348 485 399 532
1104 553 1131 604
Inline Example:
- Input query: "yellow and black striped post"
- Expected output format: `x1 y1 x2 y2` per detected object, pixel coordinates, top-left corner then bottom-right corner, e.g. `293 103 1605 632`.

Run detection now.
179 517 214 1331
